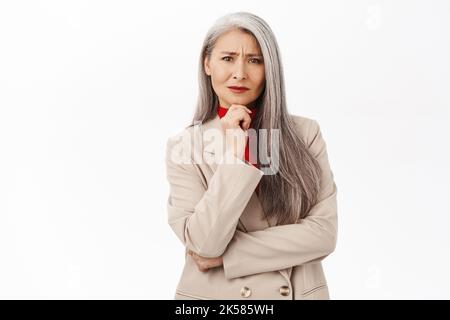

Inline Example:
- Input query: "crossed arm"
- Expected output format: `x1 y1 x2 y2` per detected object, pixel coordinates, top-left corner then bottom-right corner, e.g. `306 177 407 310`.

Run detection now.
165 119 338 279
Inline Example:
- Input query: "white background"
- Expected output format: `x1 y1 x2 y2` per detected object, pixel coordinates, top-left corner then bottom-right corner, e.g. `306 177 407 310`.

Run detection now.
0 0 449 299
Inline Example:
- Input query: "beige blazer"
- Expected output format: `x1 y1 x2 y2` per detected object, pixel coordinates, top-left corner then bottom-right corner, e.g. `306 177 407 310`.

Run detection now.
165 113 338 300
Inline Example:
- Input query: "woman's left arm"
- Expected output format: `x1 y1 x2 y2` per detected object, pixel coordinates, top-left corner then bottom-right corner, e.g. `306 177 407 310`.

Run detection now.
221 119 338 280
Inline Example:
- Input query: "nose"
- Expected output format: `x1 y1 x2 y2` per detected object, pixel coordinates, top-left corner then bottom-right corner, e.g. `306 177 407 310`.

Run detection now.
232 58 247 80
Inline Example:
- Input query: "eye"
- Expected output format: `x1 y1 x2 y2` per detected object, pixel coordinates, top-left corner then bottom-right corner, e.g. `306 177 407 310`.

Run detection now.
222 56 232 62
250 58 262 64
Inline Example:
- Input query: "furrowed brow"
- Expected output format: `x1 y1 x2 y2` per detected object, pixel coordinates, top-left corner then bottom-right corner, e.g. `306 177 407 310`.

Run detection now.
220 51 263 57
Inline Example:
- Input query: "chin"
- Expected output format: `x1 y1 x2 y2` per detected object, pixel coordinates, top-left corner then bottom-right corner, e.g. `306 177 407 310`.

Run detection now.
227 96 252 105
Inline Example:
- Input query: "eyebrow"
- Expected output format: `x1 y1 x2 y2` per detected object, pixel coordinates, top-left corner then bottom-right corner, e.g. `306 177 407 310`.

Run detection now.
219 51 263 57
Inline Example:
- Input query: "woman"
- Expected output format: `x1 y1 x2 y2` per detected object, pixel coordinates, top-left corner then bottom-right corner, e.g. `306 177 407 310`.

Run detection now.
165 11 338 300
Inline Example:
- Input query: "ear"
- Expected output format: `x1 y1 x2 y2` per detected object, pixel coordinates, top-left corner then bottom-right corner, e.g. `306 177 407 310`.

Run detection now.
204 56 211 76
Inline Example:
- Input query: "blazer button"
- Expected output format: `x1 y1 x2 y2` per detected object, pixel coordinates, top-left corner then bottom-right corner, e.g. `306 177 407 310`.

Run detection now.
240 286 252 298
279 285 290 296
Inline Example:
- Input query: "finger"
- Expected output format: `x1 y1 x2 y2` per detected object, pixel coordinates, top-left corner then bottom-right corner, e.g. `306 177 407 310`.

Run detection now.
230 104 252 114
239 106 252 115
241 106 253 114
241 113 252 130
198 263 207 271
233 108 251 126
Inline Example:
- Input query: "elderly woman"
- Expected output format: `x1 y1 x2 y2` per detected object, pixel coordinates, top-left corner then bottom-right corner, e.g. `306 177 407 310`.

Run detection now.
165 11 338 300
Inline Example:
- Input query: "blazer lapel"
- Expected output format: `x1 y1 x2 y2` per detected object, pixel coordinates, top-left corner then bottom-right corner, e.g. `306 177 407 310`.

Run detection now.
201 114 222 174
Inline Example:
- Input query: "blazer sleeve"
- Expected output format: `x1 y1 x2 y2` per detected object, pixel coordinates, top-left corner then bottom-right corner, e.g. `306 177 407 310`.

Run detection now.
221 119 338 279
165 133 264 258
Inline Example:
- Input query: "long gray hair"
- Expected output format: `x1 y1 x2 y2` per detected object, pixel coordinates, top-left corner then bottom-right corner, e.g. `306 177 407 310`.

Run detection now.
189 11 321 225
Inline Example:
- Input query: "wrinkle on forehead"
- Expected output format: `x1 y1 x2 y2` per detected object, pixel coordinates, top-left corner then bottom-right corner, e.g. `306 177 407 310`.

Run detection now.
214 29 262 56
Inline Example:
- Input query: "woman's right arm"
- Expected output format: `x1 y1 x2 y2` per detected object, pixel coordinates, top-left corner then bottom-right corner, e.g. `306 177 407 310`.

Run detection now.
221 119 338 279
165 134 263 258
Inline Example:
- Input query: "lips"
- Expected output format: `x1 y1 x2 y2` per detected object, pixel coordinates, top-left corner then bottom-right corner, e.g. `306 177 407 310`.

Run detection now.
228 86 249 93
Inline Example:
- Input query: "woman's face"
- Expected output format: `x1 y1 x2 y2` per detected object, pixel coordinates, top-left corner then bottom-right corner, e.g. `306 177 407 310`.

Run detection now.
204 29 265 108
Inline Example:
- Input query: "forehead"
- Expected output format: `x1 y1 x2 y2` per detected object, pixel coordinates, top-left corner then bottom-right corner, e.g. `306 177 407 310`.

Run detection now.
214 29 261 53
